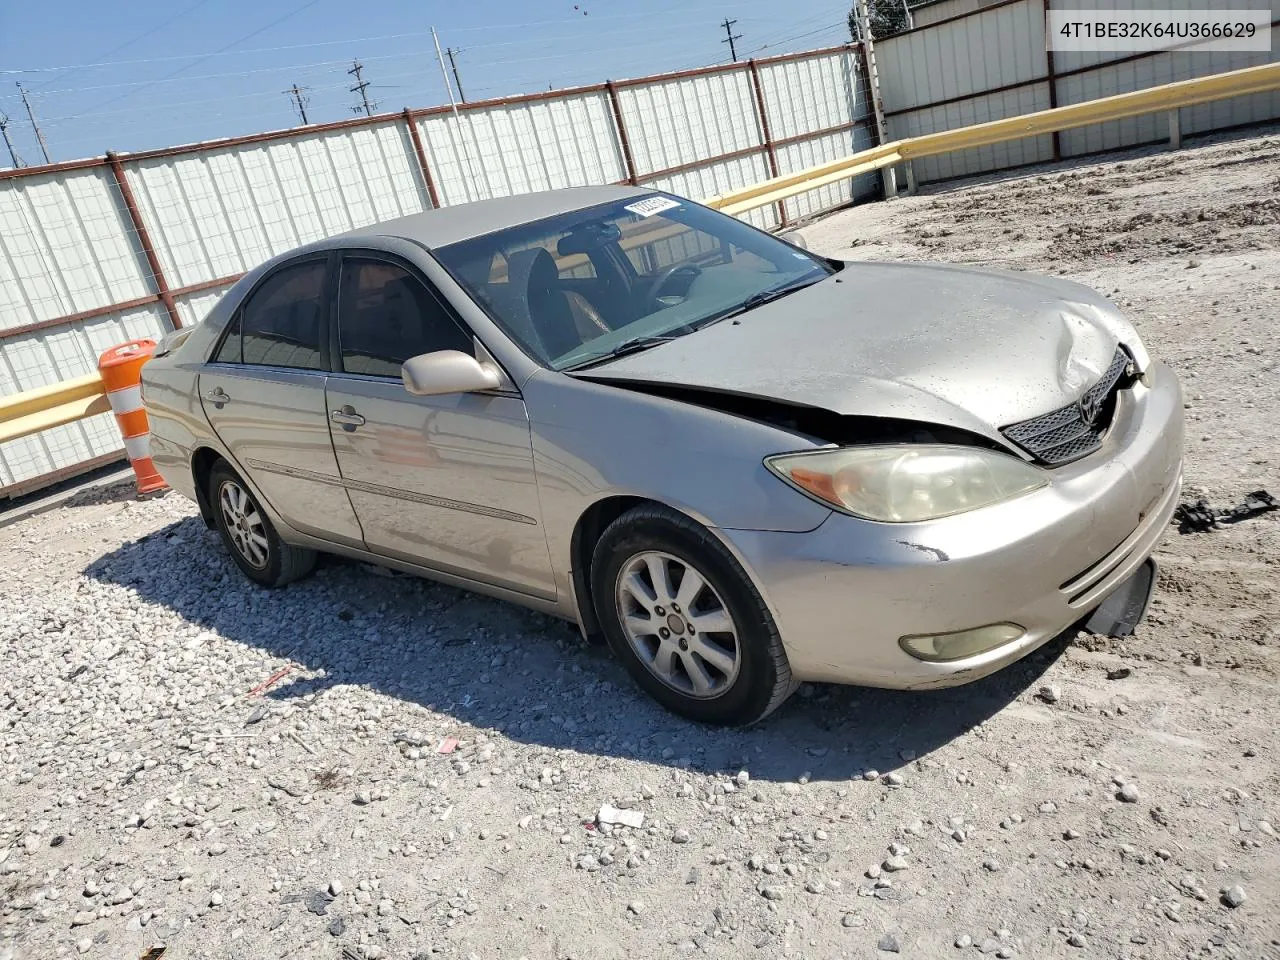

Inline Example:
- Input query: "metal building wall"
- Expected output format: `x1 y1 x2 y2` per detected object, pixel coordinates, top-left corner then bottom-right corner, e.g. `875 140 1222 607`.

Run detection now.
876 0 1056 182
1052 0 1280 157
873 0 1280 187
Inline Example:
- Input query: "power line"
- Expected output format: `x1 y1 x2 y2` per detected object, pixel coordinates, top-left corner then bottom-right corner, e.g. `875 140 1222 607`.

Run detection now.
743 20 848 56
28 0 213 92
721 18 743 62
17 84 51 163
285 83 310 124
67 0 324 122
0 114 25 168
0 0 711 78
347 60 378 117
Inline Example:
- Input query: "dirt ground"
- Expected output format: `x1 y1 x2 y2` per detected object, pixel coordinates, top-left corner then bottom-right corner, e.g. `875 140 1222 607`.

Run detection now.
2 127 1279 960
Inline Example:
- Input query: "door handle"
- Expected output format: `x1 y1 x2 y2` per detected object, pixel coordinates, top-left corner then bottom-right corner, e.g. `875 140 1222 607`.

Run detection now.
204 387 230 408
329 407 366 429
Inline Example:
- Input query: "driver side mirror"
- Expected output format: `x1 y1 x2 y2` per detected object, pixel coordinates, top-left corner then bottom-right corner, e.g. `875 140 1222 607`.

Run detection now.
402 350 502 396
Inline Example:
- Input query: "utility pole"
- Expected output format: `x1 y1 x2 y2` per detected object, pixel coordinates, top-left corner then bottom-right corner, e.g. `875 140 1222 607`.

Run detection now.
432 25 478 202
285 83 310 124
348 60 377 117
0 114 25 168
720 18 742 62
16 83 51 164
445 48 467 103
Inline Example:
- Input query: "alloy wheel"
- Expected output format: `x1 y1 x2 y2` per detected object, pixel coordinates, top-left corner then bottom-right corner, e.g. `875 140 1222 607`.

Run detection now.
218 479 270 570
614 550 741 699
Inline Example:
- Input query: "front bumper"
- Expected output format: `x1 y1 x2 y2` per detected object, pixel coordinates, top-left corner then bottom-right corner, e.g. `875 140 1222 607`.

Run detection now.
724 361 1184 689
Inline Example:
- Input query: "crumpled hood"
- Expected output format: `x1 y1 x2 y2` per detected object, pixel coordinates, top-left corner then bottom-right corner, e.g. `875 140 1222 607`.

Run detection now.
579 261 1146 442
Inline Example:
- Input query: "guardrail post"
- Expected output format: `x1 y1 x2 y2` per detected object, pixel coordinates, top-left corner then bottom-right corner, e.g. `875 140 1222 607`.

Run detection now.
606 81 639 185
403 108 442 209
1168 109 1182 149
904 160 917 195
106 152 182 332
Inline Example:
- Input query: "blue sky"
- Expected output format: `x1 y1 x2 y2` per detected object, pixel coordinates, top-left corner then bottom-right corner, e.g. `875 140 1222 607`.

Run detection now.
0 0 855 166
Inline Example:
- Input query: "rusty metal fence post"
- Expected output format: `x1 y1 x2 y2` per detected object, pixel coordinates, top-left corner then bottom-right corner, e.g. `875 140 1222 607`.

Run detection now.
1043 0 1063 161
606 81 639 185
747 59 789 228
106 151 182 331
403 108 443 208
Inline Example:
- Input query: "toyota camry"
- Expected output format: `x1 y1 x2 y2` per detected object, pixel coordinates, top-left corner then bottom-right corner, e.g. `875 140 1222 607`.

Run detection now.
141 186 1184 725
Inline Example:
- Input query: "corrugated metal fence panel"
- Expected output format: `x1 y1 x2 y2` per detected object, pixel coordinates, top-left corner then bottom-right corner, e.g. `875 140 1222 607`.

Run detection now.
876 0 1043 115
174 284 236 328
648 154 779 231
889 81 1055 181
777 123 882 221
1058 50 1280 156
618 70 762 177
758 48 879 221
758 49 866 141
0 168 152 333
126 122 426 290
911 0 989 28
0 302 168 488
1052 0 1280 157
418 92 625 206
1049 0 1277 74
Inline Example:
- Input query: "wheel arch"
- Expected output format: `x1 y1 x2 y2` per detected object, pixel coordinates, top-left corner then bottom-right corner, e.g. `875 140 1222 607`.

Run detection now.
190 446 223 529
568 494 776 642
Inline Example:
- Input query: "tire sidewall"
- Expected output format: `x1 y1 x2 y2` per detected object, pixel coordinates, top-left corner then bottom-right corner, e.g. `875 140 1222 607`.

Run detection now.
208 463 287 588
592 512 782 725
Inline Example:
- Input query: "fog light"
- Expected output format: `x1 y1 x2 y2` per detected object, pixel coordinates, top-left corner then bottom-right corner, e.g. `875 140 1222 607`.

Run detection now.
899 623 1025 662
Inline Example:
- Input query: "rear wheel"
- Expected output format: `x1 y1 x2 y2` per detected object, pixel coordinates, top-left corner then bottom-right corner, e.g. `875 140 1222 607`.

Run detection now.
208 460 316 587
591 504 797 725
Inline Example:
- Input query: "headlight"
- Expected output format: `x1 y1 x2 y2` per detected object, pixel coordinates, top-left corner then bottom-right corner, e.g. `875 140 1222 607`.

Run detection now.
765 444 1047 522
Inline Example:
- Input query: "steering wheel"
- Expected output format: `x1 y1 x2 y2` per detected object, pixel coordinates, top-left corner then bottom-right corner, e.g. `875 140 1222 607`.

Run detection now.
642 263 702 308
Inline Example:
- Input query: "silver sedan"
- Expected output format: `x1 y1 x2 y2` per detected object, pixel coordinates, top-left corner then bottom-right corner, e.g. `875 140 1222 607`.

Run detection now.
141 185 1184 725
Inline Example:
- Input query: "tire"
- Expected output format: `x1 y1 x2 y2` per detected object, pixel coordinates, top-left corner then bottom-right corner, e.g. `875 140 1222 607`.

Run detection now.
208 460 316 588
590 504 797 726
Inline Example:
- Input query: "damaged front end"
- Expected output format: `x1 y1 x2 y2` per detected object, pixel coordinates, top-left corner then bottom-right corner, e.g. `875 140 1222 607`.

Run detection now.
583 379 1009 452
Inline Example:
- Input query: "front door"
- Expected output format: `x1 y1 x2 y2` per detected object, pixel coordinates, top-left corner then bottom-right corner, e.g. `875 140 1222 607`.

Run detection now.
325 254 555 598
199 255 363 548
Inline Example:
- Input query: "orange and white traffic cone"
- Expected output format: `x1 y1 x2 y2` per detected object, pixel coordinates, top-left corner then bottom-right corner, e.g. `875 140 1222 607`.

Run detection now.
98 339 168 497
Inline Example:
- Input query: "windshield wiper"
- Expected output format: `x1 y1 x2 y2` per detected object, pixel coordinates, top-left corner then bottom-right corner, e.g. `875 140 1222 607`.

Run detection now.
564 335 680 371
700 275 825 328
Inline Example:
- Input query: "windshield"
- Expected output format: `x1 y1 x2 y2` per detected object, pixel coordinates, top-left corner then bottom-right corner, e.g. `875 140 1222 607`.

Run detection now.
433 193 835 370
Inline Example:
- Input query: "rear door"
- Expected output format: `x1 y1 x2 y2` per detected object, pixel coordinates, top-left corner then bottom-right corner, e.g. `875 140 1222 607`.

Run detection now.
199 254 364 548
324 253 556 598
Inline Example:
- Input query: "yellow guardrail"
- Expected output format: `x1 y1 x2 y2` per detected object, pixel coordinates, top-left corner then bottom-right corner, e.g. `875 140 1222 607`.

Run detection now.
704 60 1280 216
0 373 111 445
3 60 1280 457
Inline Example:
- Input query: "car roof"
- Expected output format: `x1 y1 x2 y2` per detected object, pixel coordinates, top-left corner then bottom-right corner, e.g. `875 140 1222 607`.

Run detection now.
339 184 654 249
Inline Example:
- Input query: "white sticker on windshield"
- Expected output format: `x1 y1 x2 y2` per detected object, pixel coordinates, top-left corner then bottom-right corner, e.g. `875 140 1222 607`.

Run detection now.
623 196 682 218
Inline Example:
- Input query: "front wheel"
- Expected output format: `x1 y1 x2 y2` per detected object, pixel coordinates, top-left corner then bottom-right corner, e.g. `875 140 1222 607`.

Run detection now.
208 460 316 588
590 504 797 725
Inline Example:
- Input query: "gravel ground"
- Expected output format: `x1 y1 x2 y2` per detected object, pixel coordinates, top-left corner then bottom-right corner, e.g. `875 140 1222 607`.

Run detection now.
3 127 1279 960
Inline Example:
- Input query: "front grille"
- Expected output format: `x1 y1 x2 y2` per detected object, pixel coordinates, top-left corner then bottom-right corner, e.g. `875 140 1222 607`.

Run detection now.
1001 347 1133 466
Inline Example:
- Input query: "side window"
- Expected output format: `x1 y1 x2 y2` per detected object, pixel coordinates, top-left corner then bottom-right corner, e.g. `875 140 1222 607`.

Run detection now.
239 260 327 370
338 259 474 378
212 313 242 363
